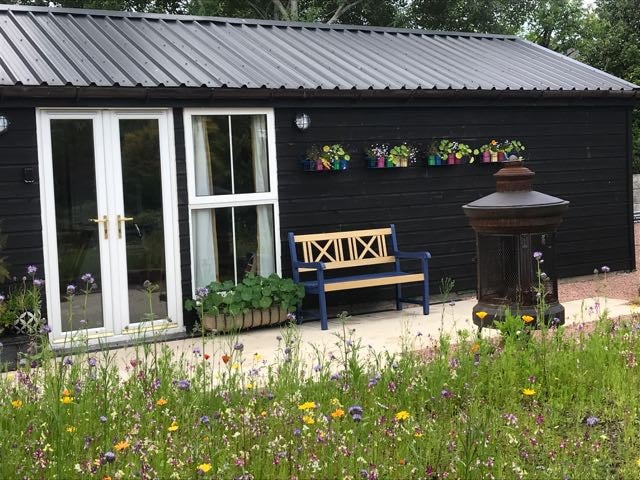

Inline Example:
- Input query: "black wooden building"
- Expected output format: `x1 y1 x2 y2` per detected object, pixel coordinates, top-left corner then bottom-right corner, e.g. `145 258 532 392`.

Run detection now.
0 4 637 342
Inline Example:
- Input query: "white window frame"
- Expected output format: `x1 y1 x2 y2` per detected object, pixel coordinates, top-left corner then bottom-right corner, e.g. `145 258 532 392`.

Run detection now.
183 108 281 295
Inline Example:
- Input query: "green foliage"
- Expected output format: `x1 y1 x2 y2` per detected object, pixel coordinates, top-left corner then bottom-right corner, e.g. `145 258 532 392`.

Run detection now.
0 229 9 284
185 273 305 317
524 0 587 52
0 274 43 333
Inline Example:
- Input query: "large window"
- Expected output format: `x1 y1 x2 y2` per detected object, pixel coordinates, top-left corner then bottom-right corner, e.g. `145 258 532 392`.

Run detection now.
185 110 279 290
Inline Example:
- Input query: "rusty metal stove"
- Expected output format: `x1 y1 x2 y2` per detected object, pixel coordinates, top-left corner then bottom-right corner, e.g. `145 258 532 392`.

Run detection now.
462 160 570 328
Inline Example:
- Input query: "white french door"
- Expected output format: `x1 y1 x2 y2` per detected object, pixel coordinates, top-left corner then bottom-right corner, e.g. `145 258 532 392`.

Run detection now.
38 109 182 344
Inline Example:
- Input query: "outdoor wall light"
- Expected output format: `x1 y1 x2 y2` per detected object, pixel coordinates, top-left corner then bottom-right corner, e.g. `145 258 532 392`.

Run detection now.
294 112 311 131
0 115 9 135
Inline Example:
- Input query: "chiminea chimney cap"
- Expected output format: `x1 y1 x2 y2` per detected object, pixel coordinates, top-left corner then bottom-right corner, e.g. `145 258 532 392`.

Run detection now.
462 159 569 232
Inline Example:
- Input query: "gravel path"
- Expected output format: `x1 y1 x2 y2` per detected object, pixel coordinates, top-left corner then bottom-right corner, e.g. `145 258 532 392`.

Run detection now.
558 223 640 303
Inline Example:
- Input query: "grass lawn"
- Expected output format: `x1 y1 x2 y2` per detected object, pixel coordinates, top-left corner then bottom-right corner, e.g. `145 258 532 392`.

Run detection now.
2 311 640 479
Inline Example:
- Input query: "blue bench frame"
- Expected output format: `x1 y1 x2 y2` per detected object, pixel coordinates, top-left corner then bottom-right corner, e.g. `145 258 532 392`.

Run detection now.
288 224 431 330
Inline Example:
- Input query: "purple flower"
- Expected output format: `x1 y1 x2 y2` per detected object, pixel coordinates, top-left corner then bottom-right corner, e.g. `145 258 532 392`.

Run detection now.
63 357 73 366
88 357 97 367
27 265 37 275
195 286 209 299
99 416 107 423
200 415 210 425
330 372 341 381
601 266 610 273
175 379 190 390
81 273 95 284
233 342 244 352
585 416 599 426
192 346 201 356
313 364 322 372
351 413 362 422
348 405 363 422
276 335 282 342
533 251 543 260
33 278 44 287
293 428 301 436
286 312 296 322
66 285 76 295
441 389 453 399
104 451 116 463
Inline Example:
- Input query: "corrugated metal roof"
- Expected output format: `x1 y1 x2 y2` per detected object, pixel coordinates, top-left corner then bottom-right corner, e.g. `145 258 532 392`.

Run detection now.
0 4 637 92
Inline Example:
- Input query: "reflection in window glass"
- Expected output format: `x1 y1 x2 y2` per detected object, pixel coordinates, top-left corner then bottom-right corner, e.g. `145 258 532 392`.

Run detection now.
192 205 275 288
192 115 269 196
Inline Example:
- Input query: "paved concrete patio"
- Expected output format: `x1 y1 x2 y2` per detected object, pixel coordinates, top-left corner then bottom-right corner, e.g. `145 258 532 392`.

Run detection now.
107 296 633 372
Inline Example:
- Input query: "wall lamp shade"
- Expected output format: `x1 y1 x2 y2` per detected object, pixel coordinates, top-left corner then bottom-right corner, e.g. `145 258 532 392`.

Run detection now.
0 115 8 135
294 113 310 131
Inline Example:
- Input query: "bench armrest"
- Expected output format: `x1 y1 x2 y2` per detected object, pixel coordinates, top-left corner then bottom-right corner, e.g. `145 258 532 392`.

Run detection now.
395 250 431 260
292 260 326 271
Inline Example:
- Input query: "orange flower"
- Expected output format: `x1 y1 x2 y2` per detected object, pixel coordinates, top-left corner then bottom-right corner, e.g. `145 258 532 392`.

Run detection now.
330 408 345 419
203 353 210 360
522 315 535 324
156 398 168 406
475 311 488 321
470 343 480 354
114 440 130 452
221 354 230 364
490 140 498 146
103 476 112 480
62 388 70 396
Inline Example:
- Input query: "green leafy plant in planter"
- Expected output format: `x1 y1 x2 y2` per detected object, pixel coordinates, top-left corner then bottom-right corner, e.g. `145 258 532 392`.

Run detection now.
323 144 351 170
0 229 9 283
456 143 479 164
388 144 417 167
504 140 526 159
185 273 305 332
365 144 389 168
438 140 476 165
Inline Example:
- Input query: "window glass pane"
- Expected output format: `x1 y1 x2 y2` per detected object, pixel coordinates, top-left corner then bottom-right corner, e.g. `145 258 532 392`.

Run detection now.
191 114 269 197
192 115 231 196
191 205 275 287
232 115 270 194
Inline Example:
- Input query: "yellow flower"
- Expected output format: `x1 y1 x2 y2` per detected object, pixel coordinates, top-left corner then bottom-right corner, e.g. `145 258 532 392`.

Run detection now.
522 388 536 396
414 431 423 438
470 343 480 354
330 397 341 406
475 311 488 321
636 457 640 467
298 401 316 411
168 420 179 432
156 398 168 406
260 410 267 417
322 145 330 152
395 410 410 422
246 382 254 390
330 408 345 419
11 400 22 409
66 426 76 433
197 463 212 473
302 415 315 425
253 353 262 362
60 395 74 404
522 315 535 324
114 440 130 452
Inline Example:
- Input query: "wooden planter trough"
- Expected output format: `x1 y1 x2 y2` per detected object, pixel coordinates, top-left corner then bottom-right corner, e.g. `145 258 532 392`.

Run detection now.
201 306 290 333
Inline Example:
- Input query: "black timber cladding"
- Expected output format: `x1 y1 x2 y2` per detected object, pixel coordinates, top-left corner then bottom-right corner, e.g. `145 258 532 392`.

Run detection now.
0 4 637 93
275 103 634 305
0 108 42 275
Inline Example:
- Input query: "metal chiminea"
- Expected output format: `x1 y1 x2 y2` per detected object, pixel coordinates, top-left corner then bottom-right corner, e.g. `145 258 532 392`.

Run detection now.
463 160 569 328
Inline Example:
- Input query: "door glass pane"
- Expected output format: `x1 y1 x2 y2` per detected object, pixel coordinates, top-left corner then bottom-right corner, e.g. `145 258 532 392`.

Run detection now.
120 119 168 323
192 205 275 287
51 119 104 332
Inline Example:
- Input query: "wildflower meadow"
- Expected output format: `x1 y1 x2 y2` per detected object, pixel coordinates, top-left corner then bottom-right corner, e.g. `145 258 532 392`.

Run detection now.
2 305 640 479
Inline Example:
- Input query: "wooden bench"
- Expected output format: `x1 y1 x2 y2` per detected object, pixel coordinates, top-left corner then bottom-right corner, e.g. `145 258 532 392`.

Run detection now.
287 225 431 330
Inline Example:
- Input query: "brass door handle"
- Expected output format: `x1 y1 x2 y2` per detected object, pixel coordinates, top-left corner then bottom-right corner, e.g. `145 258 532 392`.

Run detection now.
117 214 134 239
89 215 109 239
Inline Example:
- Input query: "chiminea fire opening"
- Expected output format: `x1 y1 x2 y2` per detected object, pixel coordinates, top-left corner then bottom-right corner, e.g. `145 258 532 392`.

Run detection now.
463 160 569 328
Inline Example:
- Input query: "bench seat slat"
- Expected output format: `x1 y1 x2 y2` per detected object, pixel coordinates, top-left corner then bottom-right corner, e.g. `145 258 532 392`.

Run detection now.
298 256 396 272
302 271 424 292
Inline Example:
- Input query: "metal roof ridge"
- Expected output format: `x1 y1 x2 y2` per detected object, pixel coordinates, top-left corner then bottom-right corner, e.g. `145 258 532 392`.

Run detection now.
0 3 520 39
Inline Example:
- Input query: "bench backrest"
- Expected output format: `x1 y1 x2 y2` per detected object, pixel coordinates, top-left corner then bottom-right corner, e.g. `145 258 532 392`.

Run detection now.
289 226 399 272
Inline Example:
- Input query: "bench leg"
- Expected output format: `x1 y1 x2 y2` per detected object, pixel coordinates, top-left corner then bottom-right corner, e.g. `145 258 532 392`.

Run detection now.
318 290 329 330
422 278 430 315
395 284 402 311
